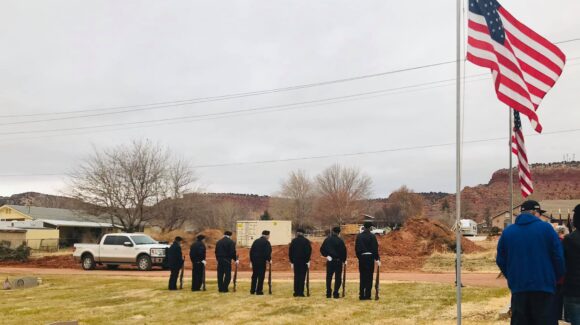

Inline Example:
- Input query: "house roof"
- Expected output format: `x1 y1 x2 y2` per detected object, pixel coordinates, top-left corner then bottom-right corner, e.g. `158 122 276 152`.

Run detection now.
4 205 115 228
540 200 580 217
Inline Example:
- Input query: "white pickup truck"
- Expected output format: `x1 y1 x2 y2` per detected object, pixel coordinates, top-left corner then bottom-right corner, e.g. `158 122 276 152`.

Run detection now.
73 233 170 271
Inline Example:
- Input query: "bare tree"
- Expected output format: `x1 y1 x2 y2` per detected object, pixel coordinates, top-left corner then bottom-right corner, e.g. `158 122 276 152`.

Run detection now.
279 169 315 228
376 186 424 226
153 158 200 232
315 164 373 224
69 140 197 232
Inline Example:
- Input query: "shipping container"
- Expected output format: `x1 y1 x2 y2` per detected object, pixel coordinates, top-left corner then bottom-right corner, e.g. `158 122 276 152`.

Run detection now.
236 220 292 247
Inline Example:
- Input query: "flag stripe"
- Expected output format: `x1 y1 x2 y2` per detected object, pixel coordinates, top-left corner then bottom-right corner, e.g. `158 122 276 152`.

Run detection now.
466 1 565 137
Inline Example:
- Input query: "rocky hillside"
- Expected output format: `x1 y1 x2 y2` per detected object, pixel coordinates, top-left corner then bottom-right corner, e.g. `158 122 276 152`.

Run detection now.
422 161 580 222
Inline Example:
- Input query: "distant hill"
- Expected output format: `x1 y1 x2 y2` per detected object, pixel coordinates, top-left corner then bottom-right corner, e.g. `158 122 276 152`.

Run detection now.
421 161 580 222
2 161 579 224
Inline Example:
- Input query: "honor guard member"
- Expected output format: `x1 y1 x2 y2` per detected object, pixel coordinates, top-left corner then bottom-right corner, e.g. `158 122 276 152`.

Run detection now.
355 222 380 300
215 231 238 293
320 226 347 298
189 234 206 291
167 236 184 290
289 229 312 297
250 230 272 295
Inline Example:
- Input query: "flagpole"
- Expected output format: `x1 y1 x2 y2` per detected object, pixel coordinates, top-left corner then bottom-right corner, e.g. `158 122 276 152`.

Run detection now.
509 108 514 226
455 0 463 323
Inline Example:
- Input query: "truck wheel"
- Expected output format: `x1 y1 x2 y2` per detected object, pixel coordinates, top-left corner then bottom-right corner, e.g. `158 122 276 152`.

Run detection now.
81 254 96 270
106 264 119 270
137 255 152 271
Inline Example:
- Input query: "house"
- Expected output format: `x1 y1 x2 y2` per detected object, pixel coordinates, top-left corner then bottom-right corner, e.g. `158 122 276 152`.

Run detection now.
486 199 580 231
0 205 118 247
0 220 59 250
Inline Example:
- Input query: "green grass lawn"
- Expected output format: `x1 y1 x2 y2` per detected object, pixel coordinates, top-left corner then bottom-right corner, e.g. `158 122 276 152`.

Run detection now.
0 274 509 325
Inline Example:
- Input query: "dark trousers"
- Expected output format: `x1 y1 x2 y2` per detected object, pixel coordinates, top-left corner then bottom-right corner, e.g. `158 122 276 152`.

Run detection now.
217 258 232 292
191 262 204 291
358 255 374 299
511 291 555 325
326 260 342 297
554 284 564 321
168 268 180 290
251 260 267 294
293 261 308 296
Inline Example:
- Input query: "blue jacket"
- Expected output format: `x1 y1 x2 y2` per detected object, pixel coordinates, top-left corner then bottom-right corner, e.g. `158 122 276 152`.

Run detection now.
496 213 565 294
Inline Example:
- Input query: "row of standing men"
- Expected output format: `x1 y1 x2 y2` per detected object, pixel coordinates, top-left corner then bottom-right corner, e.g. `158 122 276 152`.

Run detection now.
166 222 381 300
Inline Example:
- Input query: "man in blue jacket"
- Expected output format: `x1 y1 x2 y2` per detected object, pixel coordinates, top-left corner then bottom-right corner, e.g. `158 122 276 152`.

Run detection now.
497 200 565 325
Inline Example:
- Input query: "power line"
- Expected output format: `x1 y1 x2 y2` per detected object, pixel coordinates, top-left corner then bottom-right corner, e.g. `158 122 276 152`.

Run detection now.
0 73 494 135
2 37 579 121
4 58 580 134
2 126 579 177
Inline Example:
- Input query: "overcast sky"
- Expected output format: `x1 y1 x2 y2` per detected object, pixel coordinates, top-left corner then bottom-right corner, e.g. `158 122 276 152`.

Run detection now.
1 0 579 198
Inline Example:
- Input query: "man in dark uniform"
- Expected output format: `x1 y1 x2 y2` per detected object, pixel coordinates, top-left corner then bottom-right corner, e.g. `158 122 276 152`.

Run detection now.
189 234 206 291
167 236 184 290
215 230 238 293
355 221 380 300
250 230 272 295
289 228 312 297
320 226 347 298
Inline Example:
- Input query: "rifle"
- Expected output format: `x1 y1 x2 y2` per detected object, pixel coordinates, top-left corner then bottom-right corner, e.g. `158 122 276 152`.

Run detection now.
306 263 310 297
202 262 206 291
268 260 272 295
233 255 239 292
374 262 380 301
342 262 347 298
179 257 185 290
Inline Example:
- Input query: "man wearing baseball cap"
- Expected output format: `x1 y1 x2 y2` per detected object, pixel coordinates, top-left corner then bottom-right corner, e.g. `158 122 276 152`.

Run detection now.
497 200 565 324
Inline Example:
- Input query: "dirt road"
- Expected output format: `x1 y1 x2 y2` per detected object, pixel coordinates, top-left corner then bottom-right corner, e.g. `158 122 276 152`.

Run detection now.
0 267 507 288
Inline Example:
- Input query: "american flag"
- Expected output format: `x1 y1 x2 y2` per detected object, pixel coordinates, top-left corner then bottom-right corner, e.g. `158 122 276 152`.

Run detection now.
511 110 532 197
466 0 566 133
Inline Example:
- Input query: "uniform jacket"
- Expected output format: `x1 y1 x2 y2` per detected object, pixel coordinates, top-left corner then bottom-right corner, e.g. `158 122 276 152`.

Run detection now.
496 213 565 294
320 233 347 262
289 235 312 263
189 240 206 263
215 236 237 261
167 241 184 269
563 230 580 297
250 236 272 263
355 230 379 260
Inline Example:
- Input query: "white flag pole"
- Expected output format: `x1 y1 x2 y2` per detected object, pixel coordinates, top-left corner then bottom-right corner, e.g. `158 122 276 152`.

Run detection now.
455 0 464 323
509 108 514 226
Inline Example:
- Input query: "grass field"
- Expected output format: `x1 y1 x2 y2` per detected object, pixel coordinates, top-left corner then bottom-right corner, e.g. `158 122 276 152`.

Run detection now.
0 274 509 325
422 250 500 273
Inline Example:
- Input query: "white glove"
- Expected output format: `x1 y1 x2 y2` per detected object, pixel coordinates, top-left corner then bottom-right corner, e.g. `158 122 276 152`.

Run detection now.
235 260 239 265
201 260 206 265
326 256 333 262
306 262 310 268
269 260 273 266
250 263 252 269
291 263 294 269
376 260 381 267
344 260 347 266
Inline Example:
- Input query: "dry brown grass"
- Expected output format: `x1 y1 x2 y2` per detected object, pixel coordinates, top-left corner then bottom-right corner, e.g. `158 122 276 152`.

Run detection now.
0 274 509 324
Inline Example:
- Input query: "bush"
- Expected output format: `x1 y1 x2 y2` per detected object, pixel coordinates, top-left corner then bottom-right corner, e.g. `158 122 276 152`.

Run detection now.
0 244 31 262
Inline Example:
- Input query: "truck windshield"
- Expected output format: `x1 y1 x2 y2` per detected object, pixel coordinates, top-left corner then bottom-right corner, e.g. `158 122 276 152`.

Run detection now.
131 235 157 245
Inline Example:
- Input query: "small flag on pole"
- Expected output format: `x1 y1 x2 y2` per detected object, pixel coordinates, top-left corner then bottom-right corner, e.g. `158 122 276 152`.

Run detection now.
466 0 566 133
511 110 533 197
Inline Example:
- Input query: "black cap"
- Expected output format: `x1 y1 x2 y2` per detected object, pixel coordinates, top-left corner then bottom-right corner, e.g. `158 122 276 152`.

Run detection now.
574 204 580 214
174 236 183 242
363 221 373 229
262 230 270 236
224 231 233 236
196 234 206 241
296 229 305 234
521 200 546 214
332 226 341 234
